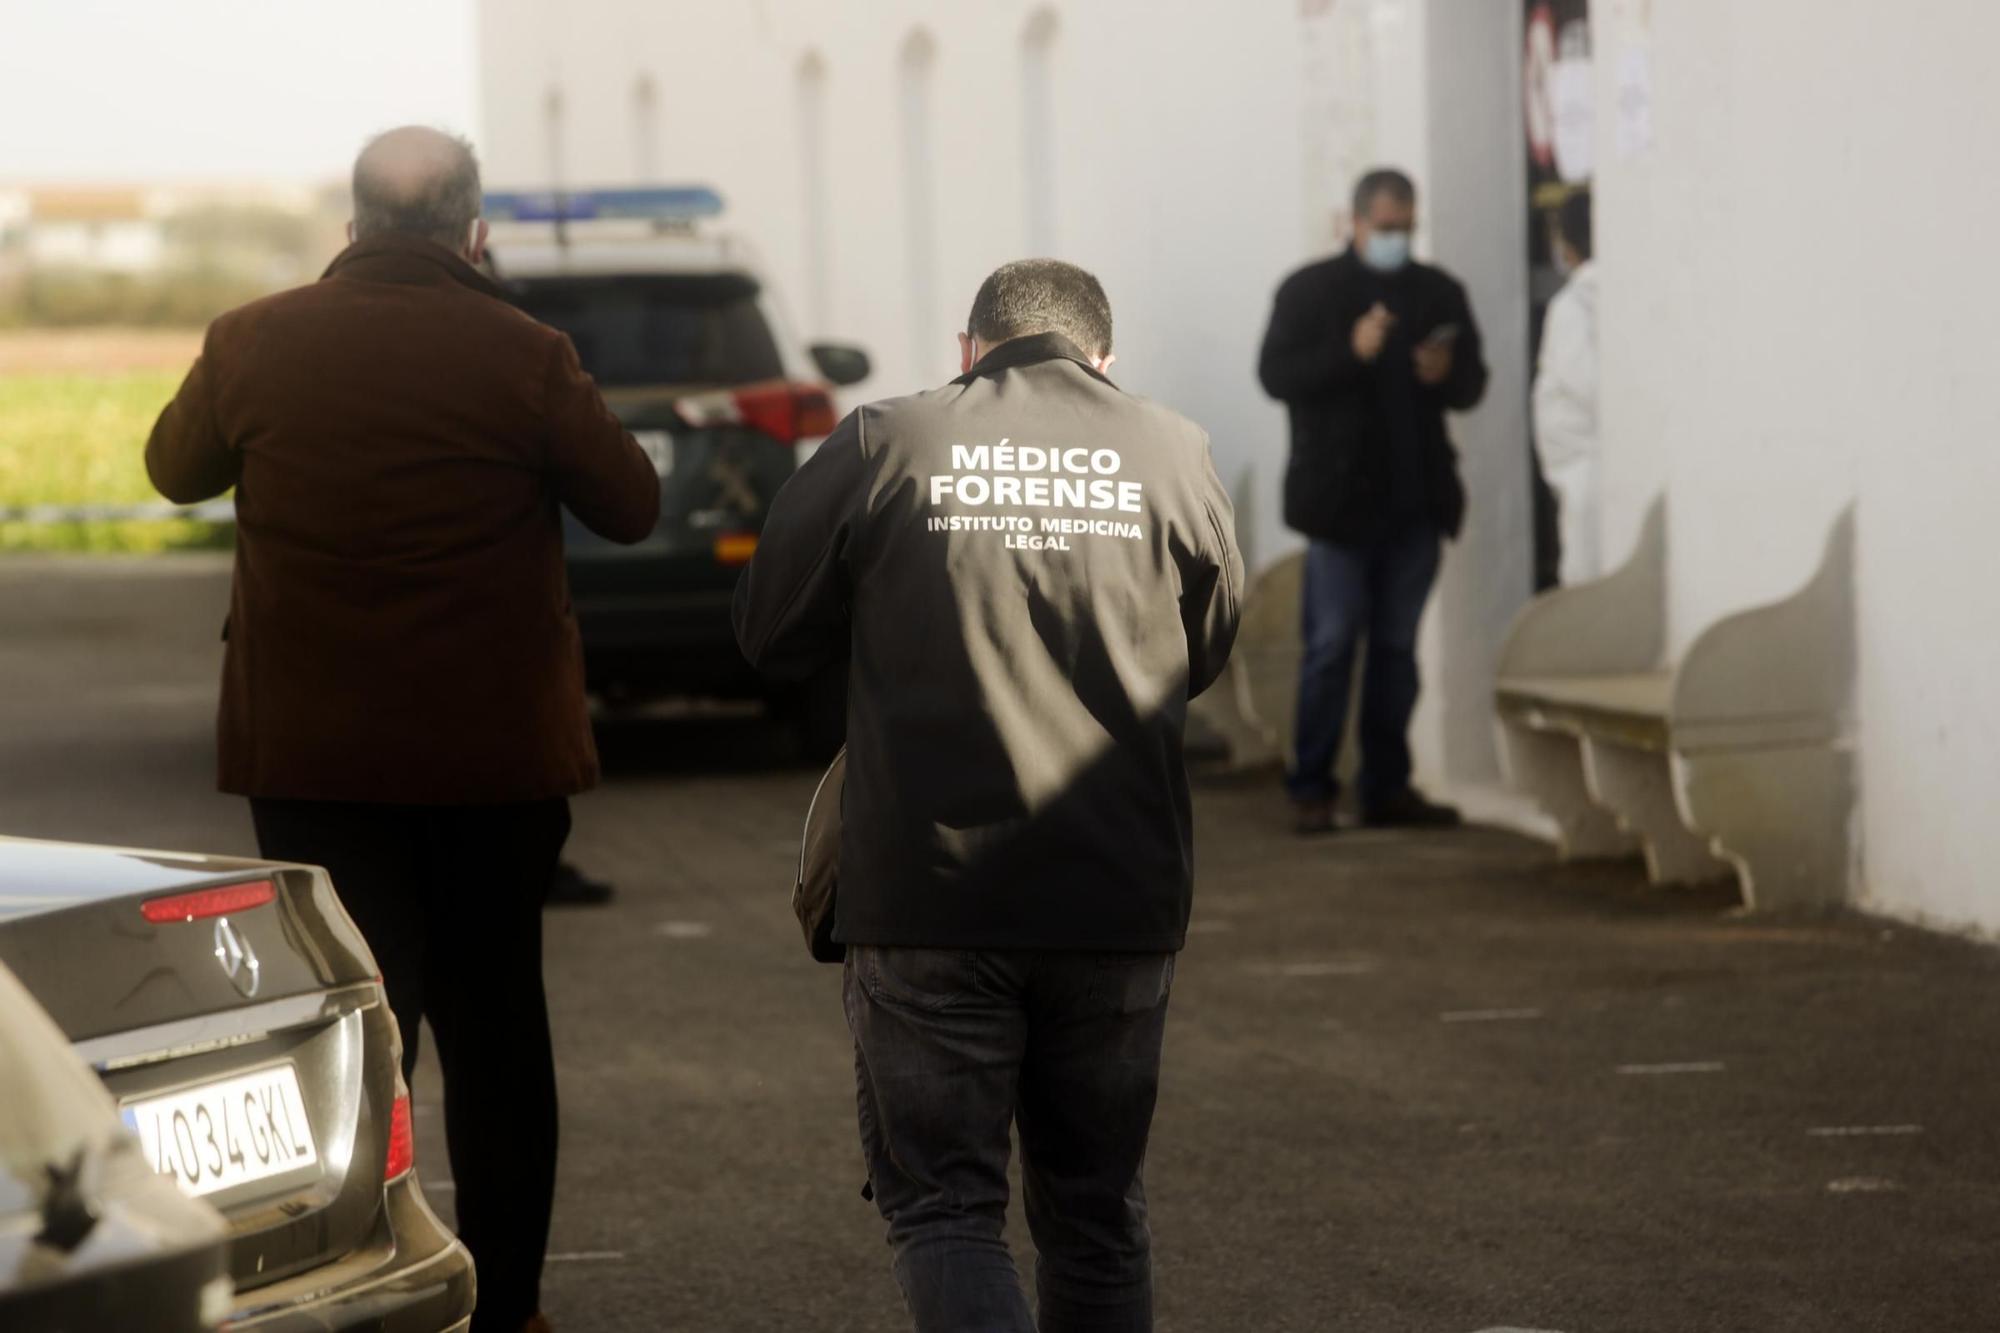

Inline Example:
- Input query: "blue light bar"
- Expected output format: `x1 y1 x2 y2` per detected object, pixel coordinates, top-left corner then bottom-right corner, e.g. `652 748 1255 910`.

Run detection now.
483 186 725 224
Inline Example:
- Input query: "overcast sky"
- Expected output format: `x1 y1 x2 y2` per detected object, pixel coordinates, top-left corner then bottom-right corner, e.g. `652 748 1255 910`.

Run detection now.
0 0 478 184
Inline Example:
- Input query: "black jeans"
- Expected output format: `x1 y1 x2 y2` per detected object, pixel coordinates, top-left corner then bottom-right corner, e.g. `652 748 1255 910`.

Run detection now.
249 798 571 1333
1286 524 1443 805
844 946 1177 1333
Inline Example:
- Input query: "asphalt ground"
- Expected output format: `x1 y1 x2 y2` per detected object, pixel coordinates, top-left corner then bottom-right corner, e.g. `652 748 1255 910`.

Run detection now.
2 556 1997 1333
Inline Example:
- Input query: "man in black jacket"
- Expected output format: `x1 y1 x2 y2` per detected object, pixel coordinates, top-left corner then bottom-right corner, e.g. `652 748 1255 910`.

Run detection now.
734 260 1242 1333
1258 167 1488 835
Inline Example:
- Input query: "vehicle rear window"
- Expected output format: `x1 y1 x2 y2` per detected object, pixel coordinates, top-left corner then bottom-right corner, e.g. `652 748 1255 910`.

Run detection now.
506 273 784 387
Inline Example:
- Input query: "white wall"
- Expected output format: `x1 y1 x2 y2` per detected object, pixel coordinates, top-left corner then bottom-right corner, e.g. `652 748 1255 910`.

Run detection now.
474 0 1537 800
1591 0 2000 932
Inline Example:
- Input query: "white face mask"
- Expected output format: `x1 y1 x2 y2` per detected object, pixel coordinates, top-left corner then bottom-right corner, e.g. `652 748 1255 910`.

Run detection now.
1360 229 1411 273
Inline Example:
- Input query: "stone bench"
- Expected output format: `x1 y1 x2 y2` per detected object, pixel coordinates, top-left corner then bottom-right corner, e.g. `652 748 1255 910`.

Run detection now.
1186 551 1346 781
1494 498 1856 910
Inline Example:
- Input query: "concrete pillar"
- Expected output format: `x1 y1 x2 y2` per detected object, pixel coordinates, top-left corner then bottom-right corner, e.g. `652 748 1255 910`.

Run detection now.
1409 0 1535 794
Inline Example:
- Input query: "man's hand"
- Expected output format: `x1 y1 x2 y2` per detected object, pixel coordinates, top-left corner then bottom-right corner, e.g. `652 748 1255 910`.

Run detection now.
1350 303 1394 363
1413 336 1455 386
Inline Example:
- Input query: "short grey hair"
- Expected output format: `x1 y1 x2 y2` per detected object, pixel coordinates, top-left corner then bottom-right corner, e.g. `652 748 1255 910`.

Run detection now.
966 259 1114 360
351 127 482 250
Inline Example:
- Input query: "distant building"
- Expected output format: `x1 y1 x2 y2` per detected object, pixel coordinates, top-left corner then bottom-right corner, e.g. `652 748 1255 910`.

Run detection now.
0 183 334 268
21 189 164 271
0 181 345 317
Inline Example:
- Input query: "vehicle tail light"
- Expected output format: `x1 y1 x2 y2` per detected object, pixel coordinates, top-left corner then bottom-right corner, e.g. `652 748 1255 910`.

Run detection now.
713 533 758 566
384 1086 415 1182
141 879 275 924
674 380 837 445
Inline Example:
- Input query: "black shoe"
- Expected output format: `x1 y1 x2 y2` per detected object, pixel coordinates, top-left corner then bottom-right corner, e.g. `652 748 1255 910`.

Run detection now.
1360 788 1461 828
547 861 615 907
1292 797 1337 836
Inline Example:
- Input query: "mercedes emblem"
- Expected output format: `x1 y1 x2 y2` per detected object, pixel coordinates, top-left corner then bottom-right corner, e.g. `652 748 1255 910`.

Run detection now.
213 916 262 999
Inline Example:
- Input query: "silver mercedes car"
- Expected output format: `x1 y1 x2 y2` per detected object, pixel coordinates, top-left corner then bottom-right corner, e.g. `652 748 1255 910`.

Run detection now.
0 836 474 1331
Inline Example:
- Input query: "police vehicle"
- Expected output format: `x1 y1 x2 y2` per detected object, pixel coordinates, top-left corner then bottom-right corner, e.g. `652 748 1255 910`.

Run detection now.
483 187 868 753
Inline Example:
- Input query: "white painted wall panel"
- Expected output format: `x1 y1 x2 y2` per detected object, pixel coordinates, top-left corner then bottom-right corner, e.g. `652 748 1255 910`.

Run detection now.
1592 0 2000 932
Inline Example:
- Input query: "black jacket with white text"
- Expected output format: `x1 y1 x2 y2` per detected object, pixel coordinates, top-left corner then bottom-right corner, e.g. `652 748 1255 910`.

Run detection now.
732 333 1244 952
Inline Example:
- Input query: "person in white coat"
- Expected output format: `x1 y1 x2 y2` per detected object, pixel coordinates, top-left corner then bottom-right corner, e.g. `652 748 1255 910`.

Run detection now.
1533 191 1600 584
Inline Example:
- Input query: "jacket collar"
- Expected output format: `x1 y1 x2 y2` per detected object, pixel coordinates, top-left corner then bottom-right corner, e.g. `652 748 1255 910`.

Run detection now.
321 232 507 301
952 331 1115 387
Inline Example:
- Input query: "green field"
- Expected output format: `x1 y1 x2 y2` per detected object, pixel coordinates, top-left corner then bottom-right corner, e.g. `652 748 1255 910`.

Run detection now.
0 371 231 553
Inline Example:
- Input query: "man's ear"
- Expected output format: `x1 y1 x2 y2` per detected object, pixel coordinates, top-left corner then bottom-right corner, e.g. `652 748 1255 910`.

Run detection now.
958 332 977 375
346 220 357 244
467 218 489 265
1093 352 1117 375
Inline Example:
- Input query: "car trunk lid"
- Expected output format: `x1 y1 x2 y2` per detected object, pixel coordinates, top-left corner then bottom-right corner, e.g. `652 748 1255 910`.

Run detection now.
0 846 394 1291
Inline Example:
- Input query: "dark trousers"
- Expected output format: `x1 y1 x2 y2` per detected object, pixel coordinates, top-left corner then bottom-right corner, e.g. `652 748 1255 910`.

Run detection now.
249 798 570 1333
1285 525 1442 806
844 946 1177 1333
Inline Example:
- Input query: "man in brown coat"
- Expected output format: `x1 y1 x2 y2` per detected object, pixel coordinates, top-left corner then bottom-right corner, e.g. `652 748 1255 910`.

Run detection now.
146 126 659 1333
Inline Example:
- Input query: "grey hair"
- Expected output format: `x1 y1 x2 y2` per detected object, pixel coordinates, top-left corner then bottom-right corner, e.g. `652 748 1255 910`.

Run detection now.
351 129 483 250
966 258 1114 360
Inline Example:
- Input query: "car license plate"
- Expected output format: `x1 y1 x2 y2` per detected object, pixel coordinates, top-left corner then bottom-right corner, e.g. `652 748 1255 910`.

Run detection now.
123 1065 319 1197
634 430 675 476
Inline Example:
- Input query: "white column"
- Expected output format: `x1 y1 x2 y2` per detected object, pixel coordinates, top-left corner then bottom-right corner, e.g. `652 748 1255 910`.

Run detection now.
1409 0 1534 793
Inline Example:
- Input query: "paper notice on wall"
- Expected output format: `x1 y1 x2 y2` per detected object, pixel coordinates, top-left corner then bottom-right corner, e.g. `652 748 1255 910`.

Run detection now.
1615 43 1654 158
1298 0 1380 251
1551 56 1595 183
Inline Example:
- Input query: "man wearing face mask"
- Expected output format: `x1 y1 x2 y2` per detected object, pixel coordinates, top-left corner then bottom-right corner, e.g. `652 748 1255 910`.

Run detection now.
146 126 659 1333
1258 167 1488 835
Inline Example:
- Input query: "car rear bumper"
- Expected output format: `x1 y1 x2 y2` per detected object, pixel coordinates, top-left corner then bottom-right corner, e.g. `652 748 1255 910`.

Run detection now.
226 1174 473 1333
575 588 763 698
0 1237 229 1333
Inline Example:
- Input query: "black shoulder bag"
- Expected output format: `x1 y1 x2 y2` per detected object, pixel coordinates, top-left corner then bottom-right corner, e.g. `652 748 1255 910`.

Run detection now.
794 747 845 963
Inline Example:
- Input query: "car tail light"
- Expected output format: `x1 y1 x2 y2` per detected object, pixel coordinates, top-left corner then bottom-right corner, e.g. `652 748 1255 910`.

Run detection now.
141 879 276 924
713 533 758 566
674 380 837 445
384 1087 415 1182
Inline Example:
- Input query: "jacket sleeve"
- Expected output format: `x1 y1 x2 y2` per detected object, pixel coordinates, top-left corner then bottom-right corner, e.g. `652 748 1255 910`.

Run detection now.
543 332 661 543
144 338 238 504
732 409 868 681
1257 269 1368 403
1531 283 1597 473
1180 439 1246 700
1432 277 1489 412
